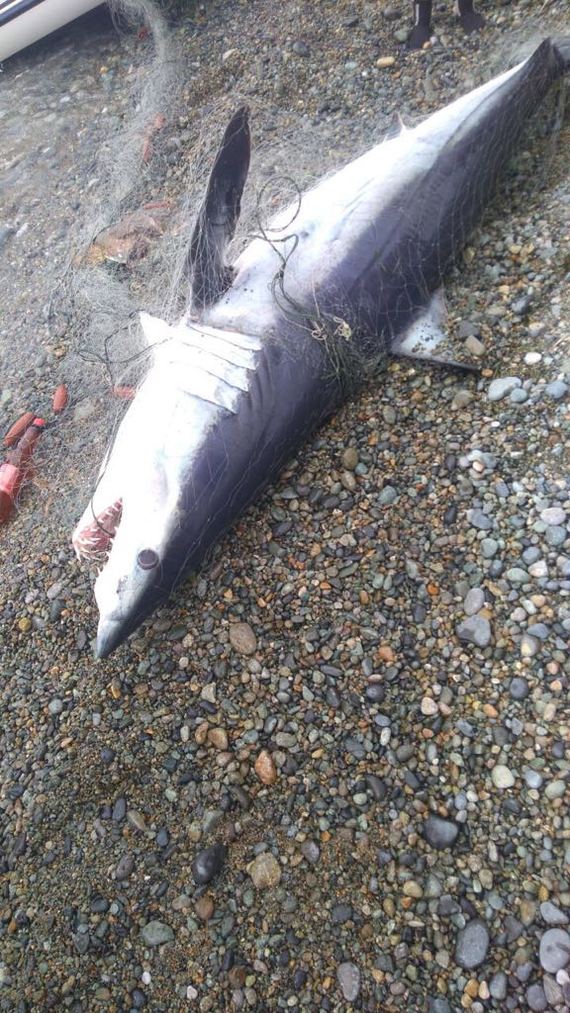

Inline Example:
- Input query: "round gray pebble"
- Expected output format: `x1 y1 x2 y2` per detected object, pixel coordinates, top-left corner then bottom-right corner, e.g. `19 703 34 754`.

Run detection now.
455 918 490 969
509 677 529 700
141 920 174 947
539 929 570 973
423 815 459 850
526 984 548 1011
192 843 227 885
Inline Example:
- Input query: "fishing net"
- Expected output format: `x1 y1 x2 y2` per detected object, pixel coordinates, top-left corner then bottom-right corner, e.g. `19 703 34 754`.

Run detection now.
1 0 567 618
40 0 353 539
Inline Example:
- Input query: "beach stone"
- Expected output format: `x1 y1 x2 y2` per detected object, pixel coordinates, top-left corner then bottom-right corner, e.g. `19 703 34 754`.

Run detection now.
509 677 529 700
510 387 528 404
521 633 540 658
192 843 227 885
506 567 528 584
229 622 257 655
254 749 277 785
468 509 493 531
428 1001 451 1013
489 972 507 1000
540 902 569 926
491 765 515 789
481 538 499 558
249 852 281 889
300 841 320 864
543 976 564 1006
456 615 491 647
342 447 359 470
545 780 566 801
331 903 353 924
292 40 310 56
541 507 566 526
141 920 174 947
539 929 570 973
423 815 459 850
455 919 490 969
487 376 521 401
464 587 484 615
465 335 485 356
545 526 566 547
337 961 361 1002
545 380 568 400
452 389 474 409
379 485 398 505
526 984 547 1011
524 769 543 789
115 852 135 881
421 696 438 716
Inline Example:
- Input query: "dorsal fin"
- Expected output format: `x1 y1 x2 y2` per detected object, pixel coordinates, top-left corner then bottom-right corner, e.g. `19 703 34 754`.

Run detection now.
188 106 250 311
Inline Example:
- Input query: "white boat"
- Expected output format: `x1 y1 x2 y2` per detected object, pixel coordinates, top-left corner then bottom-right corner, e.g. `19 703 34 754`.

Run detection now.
0 0 102 62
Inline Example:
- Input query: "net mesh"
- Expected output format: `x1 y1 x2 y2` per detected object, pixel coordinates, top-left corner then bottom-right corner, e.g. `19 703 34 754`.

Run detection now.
4 2 568 557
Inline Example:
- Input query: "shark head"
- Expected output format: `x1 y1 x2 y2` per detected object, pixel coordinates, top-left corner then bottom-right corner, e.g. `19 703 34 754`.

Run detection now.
89 448 183 659
73 313 260 657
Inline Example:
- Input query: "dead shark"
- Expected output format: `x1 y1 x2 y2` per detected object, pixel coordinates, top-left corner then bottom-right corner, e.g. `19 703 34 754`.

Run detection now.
73 36 569 658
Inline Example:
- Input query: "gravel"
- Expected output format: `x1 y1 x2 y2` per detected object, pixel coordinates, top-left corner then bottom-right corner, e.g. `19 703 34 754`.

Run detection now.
0 1 569 1010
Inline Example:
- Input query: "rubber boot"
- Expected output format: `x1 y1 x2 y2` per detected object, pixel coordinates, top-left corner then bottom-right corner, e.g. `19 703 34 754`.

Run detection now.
456 0 485 33
407 1 432 50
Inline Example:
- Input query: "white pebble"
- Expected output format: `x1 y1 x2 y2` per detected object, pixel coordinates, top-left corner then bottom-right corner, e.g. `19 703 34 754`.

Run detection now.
491 764 515 789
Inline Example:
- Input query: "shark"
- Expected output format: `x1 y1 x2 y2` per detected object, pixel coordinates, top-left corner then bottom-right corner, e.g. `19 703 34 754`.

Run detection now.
72 36 569 658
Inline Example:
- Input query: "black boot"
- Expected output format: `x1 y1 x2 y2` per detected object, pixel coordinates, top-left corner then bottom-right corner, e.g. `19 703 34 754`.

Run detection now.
457 0 485 33
407 1 433 50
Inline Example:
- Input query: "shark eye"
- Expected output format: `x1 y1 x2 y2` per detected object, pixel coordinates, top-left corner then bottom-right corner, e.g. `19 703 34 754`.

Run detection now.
137 548 159 570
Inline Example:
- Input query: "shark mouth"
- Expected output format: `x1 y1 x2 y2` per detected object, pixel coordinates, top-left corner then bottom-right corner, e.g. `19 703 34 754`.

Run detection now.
73 499 123 562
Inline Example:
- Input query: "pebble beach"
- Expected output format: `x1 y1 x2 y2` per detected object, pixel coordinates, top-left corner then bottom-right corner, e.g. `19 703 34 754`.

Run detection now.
0 1 569 1010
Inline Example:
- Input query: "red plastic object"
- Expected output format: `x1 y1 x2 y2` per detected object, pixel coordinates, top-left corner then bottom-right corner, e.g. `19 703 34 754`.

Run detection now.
3 410 35 447
0 419 45 524
52 384 68 414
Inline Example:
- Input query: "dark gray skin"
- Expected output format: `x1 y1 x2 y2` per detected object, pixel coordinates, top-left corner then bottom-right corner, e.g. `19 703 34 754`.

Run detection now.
92 38 569 657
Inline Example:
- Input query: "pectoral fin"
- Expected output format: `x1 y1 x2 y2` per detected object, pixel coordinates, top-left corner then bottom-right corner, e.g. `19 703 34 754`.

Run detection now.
391 288 480 374
188 106 251 311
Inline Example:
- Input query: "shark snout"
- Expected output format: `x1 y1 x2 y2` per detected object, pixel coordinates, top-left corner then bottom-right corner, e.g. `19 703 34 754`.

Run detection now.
95 617 126 660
